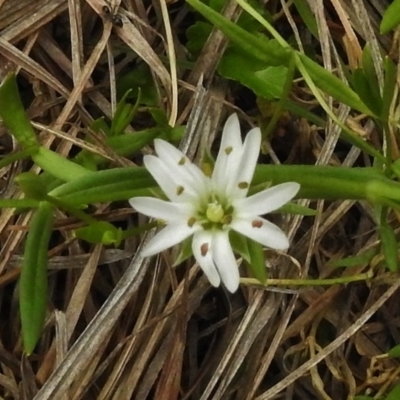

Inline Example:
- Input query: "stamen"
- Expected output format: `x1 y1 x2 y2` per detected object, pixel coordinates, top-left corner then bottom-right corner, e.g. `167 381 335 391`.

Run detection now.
200 243 209 256
178 157 186 165
238 181 249 189
176 186 184 195
225 146 233 155
187 217 197 227
252 220 263 228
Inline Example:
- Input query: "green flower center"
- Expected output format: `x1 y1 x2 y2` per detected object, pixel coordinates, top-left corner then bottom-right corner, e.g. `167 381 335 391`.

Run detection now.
206 202 224 222
193 194 233 230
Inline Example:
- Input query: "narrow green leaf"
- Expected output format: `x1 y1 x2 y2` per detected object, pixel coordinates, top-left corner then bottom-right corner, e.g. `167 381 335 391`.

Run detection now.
32 147 90 182
292 0 318 38
381 56 396 122
0 73 38 148
186 0 290 65
378 212 399 272
297 53 372 115
49 167 156 204
15 172 48 200
247 238 266 284
388 344 400 358
386 382 400 400
74 221 122 246
327 248 377 268
380 0 400 34
0 146 39 169
20 202 53 354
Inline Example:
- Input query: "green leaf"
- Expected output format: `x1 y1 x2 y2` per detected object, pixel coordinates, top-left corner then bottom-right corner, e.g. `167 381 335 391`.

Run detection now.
229 230 250 263
380 0 400 34
247 238 266 283
350 68 382 116
186 0 290 65
327 248 377 268
15 172 48 200
74 221 123 246
378 212 399 272
278 202 317 216
32 147 90 182
386 382 400 400
381 56 396 122
0 73 38 148
293 0 318 38
20 202 53 354
49 167 156 204
388 344 400 358
297 53 372 115
116 63 158 106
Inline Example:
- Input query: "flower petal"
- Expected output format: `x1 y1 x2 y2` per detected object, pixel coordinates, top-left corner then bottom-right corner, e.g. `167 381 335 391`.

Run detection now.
140 222 201 256
227 127 261 198
231 217 290 250
212 230 240 293
212 114 244 194
129 197 193 221
192 230 220 287
154 139 208 194
143 155 199 203
234 182 300 216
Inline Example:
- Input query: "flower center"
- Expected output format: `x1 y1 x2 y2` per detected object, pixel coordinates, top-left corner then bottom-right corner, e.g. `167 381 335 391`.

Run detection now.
206 202 224 222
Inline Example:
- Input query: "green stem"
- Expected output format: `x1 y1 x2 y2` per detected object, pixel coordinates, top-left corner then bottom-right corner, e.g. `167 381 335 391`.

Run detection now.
241 270 373 287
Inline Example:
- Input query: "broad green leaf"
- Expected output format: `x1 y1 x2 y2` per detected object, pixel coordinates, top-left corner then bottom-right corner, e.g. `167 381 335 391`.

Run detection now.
0 74 38 148
380 0 400 34
20 202 53 354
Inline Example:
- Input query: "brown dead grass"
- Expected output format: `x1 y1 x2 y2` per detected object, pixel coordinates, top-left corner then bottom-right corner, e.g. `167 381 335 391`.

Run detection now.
0 0 400 399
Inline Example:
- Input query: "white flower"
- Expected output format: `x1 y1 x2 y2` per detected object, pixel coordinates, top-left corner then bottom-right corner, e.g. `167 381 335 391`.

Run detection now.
129 114 300 292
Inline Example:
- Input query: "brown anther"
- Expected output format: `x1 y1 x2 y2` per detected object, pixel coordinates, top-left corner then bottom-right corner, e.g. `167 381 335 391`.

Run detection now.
200 243 209 256
252 220 263 228
238 181 249 189
176 186 184 195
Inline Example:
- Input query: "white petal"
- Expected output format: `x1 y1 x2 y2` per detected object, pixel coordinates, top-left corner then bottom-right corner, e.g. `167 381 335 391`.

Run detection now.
129 197 193 221
140 222 201 256
143 155 199 203
212 114 244 194
231 217 290 250
192 230 220 287
154 139 208 194
234 182 300 216
212 231 240 293
227 127 261 198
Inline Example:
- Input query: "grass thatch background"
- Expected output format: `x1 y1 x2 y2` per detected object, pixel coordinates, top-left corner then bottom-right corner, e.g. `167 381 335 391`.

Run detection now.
0 0 399 399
